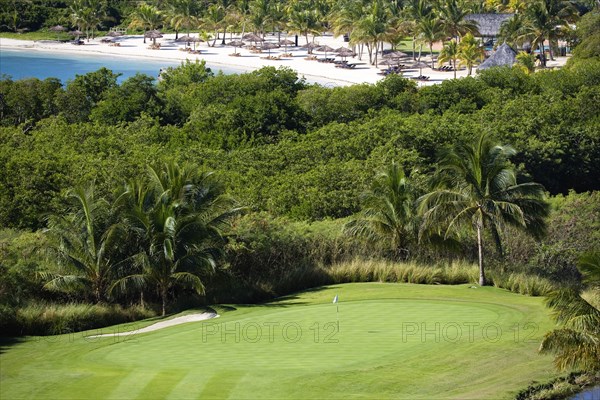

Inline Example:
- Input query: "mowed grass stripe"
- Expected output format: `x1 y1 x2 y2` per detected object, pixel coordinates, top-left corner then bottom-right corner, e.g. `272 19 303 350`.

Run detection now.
198 370 245 399
165 371 210 400
107 370 156 399
135 370 187 400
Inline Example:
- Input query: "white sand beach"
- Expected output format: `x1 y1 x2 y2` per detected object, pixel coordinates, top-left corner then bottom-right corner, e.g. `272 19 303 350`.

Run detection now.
0 33 569 86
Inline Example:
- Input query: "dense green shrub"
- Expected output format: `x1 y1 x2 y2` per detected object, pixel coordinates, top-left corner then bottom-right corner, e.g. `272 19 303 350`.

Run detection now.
1 302 155 336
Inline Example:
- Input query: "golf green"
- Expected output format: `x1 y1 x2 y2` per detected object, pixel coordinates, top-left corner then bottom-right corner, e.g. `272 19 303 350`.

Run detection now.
0 283 560 399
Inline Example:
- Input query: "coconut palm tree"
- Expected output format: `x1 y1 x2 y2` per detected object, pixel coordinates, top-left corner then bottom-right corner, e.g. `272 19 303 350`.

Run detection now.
418 134 549 286
498 13 528 50
457 33 485 76
202 4 226 46
351 0 392 66
43 184 124 303
114 162 242 316
403 0 434 60
515 51 536 74
129 3 163 44
436 0 479 41
165 0 200 40
438 39 459 77
249 0 272 37
287 1 322 46
518 0 577 62
345 162 417 260
417 15 444 67
539 252 600 371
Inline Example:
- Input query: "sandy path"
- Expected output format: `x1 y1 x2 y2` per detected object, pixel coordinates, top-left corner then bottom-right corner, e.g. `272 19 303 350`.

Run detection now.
87 312 219 338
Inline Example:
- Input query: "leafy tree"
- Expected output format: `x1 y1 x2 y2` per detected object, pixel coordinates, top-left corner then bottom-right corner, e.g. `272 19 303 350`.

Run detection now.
438 39 459 77
418 133 550 286
90 73 160 125
43 183 123 303
114 162 241 315
539 252 600 371
345 162 417 260
55 67 121 122
0 77 62 127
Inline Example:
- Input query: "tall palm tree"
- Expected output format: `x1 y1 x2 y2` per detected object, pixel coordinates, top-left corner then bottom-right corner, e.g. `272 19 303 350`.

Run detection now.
114 162 241 316
403 0 434 60
518 0 576 62
287 1 322 46
165 0 200 39
345 162 417 261
418 134 549 286
436 0 480 41
129 3 163 44
249 0 272 37
417 15 445 67
43 184 123 303
202 4 226 46
351 0 391 67
539 252 600 371
457 33 484 76
438 39 459 77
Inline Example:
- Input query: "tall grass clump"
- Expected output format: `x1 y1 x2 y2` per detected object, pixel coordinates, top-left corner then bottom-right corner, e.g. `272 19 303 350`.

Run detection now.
3 302 155 336
327 259 479 285
488 272 556 296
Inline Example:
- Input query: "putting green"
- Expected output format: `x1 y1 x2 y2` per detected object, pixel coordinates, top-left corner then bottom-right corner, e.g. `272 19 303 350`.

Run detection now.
0 283 560 399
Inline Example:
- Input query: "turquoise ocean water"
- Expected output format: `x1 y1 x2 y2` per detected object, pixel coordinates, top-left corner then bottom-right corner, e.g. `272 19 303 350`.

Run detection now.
0 48 240 83
0 47 333 85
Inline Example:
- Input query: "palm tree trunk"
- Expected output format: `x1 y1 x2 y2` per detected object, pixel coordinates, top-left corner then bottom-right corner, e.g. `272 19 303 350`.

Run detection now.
161 287 167 316
477 219 486 286
412 36 416 60
453 57 457 79
429 43 434 69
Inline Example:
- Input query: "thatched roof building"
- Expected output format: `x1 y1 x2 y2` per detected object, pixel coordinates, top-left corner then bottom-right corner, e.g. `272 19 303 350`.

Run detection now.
477 43 517 71
466 13 514 38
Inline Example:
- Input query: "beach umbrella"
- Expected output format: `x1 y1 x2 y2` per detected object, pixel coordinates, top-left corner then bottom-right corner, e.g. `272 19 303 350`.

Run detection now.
335 47 356 60
228 40 245 53
317 45 335 58
279 39 295 53
107 30 123 38
144 30 163 45
301 42 320 54
242 33 264 43
379 58 401 66
412 61 429 75
261 42 279 56
49 25 66 40
69 30 83 37
176 35 195 42
383 50 407 59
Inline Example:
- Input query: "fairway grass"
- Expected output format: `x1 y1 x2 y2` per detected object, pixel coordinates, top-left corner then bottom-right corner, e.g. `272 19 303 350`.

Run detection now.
0 283 561 399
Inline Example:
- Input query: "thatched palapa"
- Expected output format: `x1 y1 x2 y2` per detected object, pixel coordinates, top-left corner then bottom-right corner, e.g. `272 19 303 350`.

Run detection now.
477 43 517 71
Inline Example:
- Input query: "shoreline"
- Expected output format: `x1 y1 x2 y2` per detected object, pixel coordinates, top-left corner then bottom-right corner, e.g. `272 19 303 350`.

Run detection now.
1 35 385 86
1 35 570 86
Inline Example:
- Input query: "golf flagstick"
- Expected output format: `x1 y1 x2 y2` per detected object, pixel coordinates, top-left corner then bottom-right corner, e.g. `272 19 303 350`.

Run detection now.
333 294 339 332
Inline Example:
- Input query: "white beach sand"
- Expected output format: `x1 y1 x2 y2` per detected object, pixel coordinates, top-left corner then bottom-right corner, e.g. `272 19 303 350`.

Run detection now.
0 33 569 86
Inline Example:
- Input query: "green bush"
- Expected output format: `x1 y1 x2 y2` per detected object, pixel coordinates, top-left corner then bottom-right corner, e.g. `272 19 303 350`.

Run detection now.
2 302 155 336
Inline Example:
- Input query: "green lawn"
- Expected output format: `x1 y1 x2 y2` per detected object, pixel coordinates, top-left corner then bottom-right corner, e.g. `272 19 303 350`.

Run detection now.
0 283 560 399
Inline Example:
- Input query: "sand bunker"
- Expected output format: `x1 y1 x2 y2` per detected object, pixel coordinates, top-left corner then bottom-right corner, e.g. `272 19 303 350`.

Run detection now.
88 312 219 338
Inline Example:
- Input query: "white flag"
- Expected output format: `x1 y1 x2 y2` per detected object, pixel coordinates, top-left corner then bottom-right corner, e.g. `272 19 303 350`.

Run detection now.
333 295 338 304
